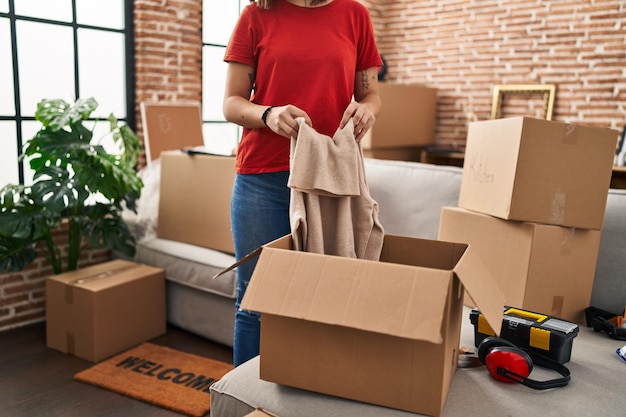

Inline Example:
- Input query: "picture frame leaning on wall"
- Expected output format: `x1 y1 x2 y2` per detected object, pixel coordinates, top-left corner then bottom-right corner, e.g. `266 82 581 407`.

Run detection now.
491 84 556 120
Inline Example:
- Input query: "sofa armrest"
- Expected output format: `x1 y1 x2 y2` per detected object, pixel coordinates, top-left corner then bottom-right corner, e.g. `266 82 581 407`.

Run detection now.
592 189 626 314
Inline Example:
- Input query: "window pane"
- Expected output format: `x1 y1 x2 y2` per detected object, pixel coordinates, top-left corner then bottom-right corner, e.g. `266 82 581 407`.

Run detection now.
0 122 18 187
202 123 239 156
20 121 40 186
202 45 228 121
15 0 72 22
17 21 75 116
76 0 125 30
202 0 240 45
0 18 15 115
0 1 8 13
78 28 126 118
92 120 124 155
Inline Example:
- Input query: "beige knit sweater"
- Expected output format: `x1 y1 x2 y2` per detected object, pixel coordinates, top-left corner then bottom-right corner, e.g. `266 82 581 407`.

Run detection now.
288 118 384 261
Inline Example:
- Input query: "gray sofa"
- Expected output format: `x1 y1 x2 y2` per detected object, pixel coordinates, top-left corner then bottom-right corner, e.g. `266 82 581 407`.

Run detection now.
208 159 625 417
125 157 625 416
122 158 237 347
124 158 467 347
592 188 626 314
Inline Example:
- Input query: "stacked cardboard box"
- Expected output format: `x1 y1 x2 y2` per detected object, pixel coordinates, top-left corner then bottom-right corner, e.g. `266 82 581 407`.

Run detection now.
439 116 619 323
361 83 438 161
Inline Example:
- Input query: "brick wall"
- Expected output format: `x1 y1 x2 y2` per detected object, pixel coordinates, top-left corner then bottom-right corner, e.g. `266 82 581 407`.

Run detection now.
0 223 111 331
377 0 626 147
133 0 625 158
2 0 624 332
134 0 203 168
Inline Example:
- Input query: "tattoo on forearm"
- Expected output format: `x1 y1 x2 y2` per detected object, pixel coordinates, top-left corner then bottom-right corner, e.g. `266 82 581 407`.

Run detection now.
360 70 370 91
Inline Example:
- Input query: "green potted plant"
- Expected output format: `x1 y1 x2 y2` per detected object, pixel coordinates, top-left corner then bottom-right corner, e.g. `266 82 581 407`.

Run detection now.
0 97 143 274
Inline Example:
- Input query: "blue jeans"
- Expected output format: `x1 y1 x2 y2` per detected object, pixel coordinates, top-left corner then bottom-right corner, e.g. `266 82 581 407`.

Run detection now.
231 171 291 366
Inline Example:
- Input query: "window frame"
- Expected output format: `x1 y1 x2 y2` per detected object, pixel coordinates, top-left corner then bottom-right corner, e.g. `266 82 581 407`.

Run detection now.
0 0 134 186
201 1 247 155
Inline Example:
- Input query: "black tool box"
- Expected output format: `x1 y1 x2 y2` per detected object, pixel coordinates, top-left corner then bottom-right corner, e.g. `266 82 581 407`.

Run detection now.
470 306 579 364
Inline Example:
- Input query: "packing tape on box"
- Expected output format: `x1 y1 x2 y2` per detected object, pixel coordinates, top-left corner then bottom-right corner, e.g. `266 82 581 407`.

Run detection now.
558 228 575 256
70 265 138 285
549 192 566 225
551 296 565 319
64 265 139 304
563 124 578 144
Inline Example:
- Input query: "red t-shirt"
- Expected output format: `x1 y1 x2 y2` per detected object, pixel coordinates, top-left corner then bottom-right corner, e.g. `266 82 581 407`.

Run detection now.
224 0 382 174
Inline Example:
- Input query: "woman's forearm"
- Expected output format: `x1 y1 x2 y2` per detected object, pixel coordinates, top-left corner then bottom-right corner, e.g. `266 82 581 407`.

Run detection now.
223 95 268 129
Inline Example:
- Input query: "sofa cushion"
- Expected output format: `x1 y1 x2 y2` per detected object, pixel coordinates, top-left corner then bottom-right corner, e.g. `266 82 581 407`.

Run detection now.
592 189 626 314
363 158 463 240
135 237 237 298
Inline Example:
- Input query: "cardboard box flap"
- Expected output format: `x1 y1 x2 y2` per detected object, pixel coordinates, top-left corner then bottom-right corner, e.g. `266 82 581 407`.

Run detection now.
240 246 452 343
212 235 292 281
245 409 279 417
454 244 504 336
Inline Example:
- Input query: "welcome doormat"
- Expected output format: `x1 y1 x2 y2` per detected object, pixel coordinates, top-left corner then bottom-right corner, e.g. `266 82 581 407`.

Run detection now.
74 343 233 417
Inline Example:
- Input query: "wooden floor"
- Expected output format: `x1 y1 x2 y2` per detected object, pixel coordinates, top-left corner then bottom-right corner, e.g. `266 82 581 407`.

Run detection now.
0 321 233 417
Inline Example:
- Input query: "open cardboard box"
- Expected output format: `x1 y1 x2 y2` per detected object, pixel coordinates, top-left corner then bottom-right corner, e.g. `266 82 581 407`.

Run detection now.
226 234 504 417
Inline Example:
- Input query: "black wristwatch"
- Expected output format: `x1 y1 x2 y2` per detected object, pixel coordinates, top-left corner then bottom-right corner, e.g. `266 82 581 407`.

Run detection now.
261 106 275 126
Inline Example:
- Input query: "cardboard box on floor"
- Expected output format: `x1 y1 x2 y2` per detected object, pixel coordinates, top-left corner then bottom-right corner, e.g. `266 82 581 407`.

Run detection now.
158 150 236 254
459 116 618 230
439 207 602 323
238 234 504 417
360 83 438 149
46 260 166 362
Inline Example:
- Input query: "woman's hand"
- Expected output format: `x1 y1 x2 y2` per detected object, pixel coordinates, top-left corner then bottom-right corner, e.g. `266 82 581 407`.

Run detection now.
340 101 376 142
264 105 312 139
340 67 381 142
223 62 312 139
